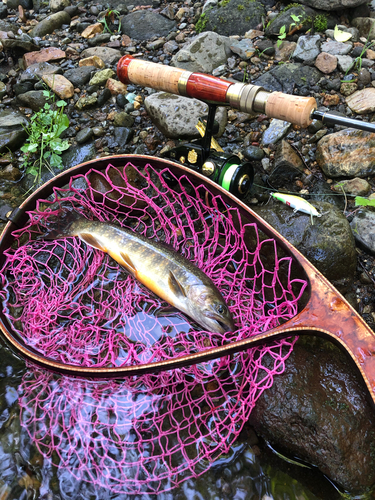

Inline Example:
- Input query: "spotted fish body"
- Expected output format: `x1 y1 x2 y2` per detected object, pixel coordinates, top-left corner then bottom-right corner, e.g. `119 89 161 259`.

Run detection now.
52 216 235 334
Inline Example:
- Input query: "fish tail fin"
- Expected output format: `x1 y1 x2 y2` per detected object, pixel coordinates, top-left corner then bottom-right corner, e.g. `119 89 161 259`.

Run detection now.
40 208 83 240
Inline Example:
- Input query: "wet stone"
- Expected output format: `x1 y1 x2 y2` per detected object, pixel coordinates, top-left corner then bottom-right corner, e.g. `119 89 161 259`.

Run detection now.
337 54 354 73
113 112 135 128
350 209 375 254
20 62 63 83
267 139 304 188
262 119 291 146
79 56 106 69
116 94 127 108
13 81 34 96
75 94 98 111
105 78 127 96
332 178 371 196
42 74 74 99
88 33 112 47
76 127 93 144
243 146 265 161
16 90 48 111
120 11 176 40
29 11 71 38
340 81 358 96
97 88 112 107
63 66 96 87
81 23 103 39
80 47 121 66
229 39 256 60
50 0 70 12
0 109 29 153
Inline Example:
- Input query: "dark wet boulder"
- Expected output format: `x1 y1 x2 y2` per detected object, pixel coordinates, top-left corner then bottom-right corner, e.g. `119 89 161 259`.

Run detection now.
252 200 356 292
0 109 29 154
120 10 176 40
253 63 321 94
249 336 375 495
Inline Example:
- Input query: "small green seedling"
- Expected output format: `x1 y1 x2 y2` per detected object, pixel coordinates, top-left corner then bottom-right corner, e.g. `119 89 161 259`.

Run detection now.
277 14 302 47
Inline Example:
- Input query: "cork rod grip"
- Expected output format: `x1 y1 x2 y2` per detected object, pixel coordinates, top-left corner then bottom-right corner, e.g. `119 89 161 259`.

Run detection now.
265 92 317 128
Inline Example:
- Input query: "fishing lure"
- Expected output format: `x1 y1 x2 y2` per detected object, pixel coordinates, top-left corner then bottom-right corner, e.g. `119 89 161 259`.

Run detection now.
271 192 322 225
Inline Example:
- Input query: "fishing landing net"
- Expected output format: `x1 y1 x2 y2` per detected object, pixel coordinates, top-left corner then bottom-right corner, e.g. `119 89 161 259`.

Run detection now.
0 162 308 495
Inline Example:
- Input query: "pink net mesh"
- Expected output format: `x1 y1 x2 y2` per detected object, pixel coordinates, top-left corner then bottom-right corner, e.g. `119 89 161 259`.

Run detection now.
0 162 309 494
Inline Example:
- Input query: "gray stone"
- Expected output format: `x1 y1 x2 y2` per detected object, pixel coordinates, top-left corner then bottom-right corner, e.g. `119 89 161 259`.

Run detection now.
16 90 48 111
253 63 321 94
253 201 356 292
202 0 266 37
20 62 63 83
97 88 112 107
299 0 366 11
63 66 96 87
120 11 176 41
352 17 375 40
49 0 70 12
144 92 227 139
75 94 98 111
0 109 29 154
325 26 359 42
292 35 321 63
0 20 18 34
0 82 6 100
0 4 7 18
61 141 97 171
267 139 305 188
332 178 371 196
337 55 354 72
262 119 292 146
350 209 375 254
171 31 231 73
320 40 352 56
80 47 122 66
113 127 134 152
29 11 71 38
229 39 256 60
243 146 264 161
88 33 112 47
13 81 35 96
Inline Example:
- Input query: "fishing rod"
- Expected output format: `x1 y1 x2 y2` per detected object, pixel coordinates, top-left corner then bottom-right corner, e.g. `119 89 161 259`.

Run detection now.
117 56 375 198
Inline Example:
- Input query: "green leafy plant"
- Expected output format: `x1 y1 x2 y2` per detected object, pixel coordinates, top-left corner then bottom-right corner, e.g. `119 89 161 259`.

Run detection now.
355 196 375 207
195 11 208 33
99 9 121 34
277 14 302 47
21 89 70 189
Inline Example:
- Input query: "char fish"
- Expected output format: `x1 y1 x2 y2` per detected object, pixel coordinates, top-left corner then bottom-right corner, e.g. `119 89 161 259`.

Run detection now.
45 213 235 334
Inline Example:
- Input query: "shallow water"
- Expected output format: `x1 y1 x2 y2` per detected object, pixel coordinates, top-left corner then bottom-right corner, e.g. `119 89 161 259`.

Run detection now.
0 343 362 500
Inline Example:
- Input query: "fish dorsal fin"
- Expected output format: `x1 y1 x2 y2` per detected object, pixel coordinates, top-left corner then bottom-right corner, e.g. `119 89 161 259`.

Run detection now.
168 271 187 298
79 233 107 252
119 251 137 277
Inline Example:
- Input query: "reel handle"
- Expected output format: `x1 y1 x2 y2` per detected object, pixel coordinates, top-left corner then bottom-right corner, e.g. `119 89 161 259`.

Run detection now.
117 56 317 128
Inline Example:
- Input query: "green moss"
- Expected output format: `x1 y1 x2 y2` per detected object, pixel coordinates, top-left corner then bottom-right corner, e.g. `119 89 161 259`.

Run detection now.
237 4 245 9
219 0 231 6
195 12 208 33
314 13 328 31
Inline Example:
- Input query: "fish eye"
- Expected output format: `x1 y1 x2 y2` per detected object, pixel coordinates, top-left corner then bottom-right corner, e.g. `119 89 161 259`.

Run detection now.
215 304 227 315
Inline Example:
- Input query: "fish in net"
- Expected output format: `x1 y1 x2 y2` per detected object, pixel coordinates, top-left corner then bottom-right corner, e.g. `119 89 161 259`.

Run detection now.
0 162 308 494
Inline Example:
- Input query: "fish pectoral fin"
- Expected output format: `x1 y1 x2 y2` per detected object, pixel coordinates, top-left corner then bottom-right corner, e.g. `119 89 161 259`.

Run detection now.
119 251 137 276
79 233 107 252
168 271 187 298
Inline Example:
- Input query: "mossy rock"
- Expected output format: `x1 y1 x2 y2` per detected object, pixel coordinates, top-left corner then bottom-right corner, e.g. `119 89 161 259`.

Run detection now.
202 0 266 36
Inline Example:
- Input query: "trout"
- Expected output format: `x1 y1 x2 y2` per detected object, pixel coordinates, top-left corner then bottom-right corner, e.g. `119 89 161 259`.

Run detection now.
46 213 235 334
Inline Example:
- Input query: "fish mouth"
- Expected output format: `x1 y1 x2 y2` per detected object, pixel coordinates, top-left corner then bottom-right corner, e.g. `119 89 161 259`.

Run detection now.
216 320 234 333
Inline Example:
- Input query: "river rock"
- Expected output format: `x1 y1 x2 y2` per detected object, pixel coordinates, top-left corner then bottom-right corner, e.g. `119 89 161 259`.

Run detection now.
314 52 337 73
267 140 305 188
20 62 62 83
29 11 71 38
89 69 115 86
23 47 66 68
105 78 127 95
293 34 321 62
332 177 371 196
316 129 375 177
346 87 375 113
120 11 176 40
249 336 375 494
352 17 375 39
171 31 231 73
201 0 266 37
265 6 316 37
79 56 105 69
320 40 352 55
75 94 98 110
1 39 39 52
50 0 70 11
299 0 366 11
144 92 227 139
0 109 28 154
81 23 103 39
229 39 256 60
80 47 121 66
350 208 375 254
16 90 48 111
337 54 354 72
254 63 321 93
252 201 356 292
262 119 291 146
63 66 96 87
42 74 74 99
